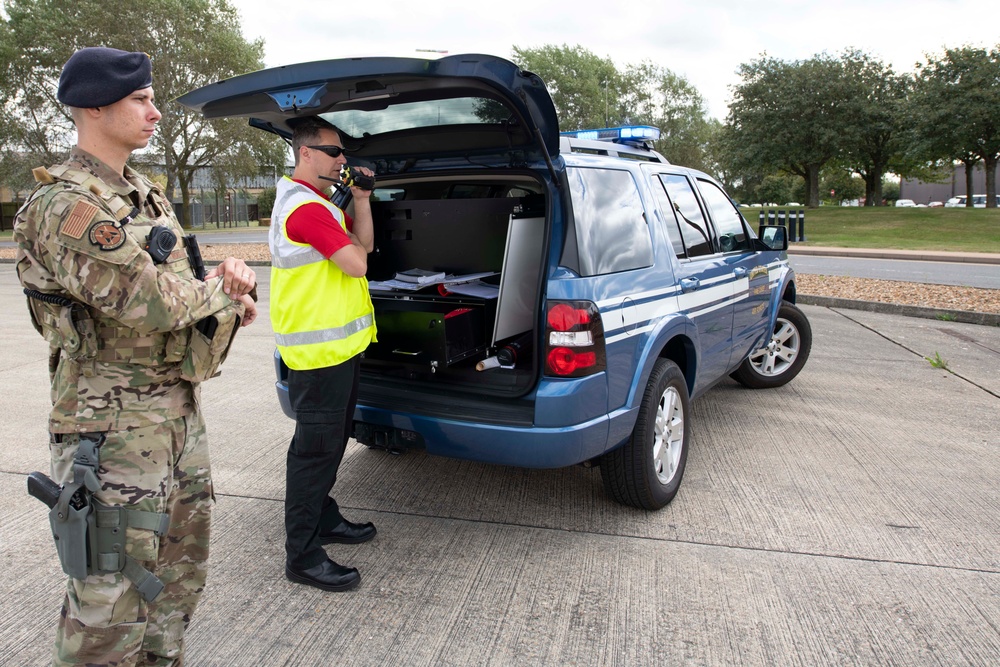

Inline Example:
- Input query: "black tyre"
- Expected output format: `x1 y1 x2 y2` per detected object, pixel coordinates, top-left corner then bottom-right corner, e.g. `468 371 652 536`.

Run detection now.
600 359 689 510
731 301 812 389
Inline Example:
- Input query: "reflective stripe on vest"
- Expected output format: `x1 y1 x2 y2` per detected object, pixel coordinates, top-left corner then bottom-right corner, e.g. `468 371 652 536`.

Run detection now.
269 176 376 370
274 312 374 347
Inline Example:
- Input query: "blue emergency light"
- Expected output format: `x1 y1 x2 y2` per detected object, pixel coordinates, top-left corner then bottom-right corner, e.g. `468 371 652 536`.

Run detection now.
561 125 661 143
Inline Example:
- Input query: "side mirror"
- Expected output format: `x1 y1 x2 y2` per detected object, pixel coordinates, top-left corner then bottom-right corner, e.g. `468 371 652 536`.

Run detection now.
757 224 788 251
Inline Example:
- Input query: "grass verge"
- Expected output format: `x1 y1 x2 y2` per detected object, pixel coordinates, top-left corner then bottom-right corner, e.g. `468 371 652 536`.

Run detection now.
744 206 1000 253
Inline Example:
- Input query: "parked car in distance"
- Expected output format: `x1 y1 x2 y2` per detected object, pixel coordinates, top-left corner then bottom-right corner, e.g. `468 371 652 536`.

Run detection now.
928 201 944 208
895 199 916 207
945 194 1000 208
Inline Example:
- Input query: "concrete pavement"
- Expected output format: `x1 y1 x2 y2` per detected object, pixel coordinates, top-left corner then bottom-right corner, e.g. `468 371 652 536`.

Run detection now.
1 265 998 666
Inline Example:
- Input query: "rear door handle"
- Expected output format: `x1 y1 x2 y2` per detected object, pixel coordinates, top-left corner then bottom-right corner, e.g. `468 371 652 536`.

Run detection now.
734 267 748 278
680 277 700 293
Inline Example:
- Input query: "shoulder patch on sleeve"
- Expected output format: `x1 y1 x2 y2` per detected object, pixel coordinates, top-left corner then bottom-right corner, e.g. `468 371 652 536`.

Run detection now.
88 221 127 251
60 200 99 239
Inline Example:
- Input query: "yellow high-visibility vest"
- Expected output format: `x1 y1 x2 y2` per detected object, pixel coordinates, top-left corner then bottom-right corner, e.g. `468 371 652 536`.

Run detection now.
269 176 376 370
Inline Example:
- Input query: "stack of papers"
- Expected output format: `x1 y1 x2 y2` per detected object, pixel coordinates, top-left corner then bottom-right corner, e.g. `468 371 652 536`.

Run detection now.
368 271 499 298
394 268 446 285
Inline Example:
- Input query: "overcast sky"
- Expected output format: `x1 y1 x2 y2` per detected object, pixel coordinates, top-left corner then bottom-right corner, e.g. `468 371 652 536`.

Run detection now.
235 0 999 121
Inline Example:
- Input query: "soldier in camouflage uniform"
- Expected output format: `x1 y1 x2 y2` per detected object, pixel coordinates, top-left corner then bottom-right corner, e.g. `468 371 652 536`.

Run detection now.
14 47 259 666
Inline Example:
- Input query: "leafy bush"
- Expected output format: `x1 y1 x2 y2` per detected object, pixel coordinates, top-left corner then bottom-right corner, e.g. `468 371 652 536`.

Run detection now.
257 186 277 218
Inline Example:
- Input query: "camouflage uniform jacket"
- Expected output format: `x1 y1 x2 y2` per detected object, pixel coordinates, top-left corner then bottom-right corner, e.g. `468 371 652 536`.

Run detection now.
14 147 243 434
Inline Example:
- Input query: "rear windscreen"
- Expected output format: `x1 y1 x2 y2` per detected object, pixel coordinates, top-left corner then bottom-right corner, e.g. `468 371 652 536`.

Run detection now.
321 97 510 137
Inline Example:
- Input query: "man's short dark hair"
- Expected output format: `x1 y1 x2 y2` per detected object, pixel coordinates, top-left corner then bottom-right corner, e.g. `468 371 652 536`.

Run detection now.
291 117 341 165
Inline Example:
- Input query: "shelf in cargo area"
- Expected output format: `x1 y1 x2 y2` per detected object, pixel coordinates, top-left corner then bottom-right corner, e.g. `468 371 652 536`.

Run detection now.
366 297 493 370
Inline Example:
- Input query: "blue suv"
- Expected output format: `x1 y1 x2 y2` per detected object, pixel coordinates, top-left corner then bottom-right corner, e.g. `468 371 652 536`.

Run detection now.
180 54 811 510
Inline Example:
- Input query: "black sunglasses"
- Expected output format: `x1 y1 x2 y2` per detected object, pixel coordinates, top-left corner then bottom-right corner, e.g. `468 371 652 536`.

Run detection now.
306 144 348 158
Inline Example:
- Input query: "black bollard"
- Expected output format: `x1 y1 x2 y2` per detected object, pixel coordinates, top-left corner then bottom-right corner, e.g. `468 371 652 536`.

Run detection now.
758 210 765 226
797 209 806 242
785 209 797 241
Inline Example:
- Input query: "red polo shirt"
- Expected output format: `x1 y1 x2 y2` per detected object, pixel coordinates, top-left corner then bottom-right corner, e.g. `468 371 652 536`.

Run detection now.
285 178 354 259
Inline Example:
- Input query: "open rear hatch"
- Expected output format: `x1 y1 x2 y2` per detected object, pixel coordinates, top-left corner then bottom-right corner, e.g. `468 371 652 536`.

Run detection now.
179 54 561 399
177 54 560 165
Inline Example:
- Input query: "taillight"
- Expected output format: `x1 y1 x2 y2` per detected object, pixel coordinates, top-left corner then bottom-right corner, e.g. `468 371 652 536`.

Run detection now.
544 300 605 377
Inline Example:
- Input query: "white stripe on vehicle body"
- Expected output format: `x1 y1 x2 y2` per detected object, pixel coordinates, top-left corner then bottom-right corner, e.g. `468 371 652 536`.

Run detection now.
599 258 792 345
603 281 739 344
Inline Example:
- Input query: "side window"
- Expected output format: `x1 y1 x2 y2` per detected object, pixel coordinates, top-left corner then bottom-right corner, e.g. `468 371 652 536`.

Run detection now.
567 167 654 275
658 174 714 258
650 175 687 259
698 179 750 253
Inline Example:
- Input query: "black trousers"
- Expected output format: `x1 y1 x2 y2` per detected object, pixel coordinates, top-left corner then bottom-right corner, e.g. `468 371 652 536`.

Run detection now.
284 355 360 570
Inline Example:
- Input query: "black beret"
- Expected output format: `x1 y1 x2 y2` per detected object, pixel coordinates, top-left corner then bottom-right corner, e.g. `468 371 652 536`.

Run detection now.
57 47 153 108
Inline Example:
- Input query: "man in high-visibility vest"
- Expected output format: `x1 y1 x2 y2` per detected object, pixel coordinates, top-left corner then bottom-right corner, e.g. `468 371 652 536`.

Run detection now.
269 116 378 592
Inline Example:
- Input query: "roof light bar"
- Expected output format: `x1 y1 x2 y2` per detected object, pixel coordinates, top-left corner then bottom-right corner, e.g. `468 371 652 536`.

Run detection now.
561 125 661 142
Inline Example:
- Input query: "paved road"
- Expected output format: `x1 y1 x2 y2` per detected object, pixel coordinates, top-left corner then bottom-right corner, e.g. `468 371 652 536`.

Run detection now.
788 253 1000 289
1 265 998 666
190 228 270 244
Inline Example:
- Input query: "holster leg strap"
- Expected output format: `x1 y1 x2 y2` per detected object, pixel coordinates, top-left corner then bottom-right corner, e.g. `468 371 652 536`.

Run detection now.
93 502 169 602
123 556 166 602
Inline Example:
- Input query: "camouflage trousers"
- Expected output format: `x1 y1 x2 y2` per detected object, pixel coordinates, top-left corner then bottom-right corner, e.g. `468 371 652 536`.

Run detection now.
49 411 213 667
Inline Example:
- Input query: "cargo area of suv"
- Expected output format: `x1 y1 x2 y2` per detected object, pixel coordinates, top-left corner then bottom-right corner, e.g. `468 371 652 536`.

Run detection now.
359 175 547 396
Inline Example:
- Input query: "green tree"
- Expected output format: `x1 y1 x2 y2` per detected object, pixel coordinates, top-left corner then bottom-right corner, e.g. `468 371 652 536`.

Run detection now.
909 45 1000 208
256 186 277 219
821 169 865 205
511 44 714 172
839 50 916 207
621 61 714 172
881 180 900 202
754 173 798 206
726 53 857 208
511 44 622 132
0 0 286 225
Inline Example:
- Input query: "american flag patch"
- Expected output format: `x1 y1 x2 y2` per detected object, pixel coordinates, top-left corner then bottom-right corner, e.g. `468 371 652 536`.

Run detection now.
60 200 99 239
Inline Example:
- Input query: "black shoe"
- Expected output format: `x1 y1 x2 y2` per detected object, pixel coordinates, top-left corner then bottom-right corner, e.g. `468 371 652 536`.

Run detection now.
285 558 360 592
319 519 377 545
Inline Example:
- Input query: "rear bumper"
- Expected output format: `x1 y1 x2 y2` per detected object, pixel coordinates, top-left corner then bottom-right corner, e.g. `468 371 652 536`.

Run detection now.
353 403 611 468
275 350 619 468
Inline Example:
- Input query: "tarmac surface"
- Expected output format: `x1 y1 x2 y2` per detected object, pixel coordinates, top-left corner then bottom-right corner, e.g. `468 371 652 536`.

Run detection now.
1 264 998 666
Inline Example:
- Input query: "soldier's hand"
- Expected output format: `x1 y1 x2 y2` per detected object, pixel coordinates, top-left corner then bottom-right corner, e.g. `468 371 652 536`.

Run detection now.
237 294 258 327
206 258 256 297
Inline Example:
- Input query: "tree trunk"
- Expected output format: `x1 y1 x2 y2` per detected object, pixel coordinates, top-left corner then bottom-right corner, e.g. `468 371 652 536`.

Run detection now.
984 155 997 209
806 164 821 208
164 149 176 202
179 173 193 229
863 171 877 206
870 175 884 207
964 158 977 206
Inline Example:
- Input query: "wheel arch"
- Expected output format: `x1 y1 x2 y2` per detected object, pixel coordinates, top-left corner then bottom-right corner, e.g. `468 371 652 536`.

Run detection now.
767 264 798 332
627 315 698 410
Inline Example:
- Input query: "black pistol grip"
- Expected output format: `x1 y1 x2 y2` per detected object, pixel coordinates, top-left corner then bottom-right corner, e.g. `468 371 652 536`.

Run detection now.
27 471 61 508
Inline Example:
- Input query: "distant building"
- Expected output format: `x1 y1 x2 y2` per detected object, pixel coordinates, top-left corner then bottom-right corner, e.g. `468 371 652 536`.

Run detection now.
900 163 992 204
1 160 291 230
